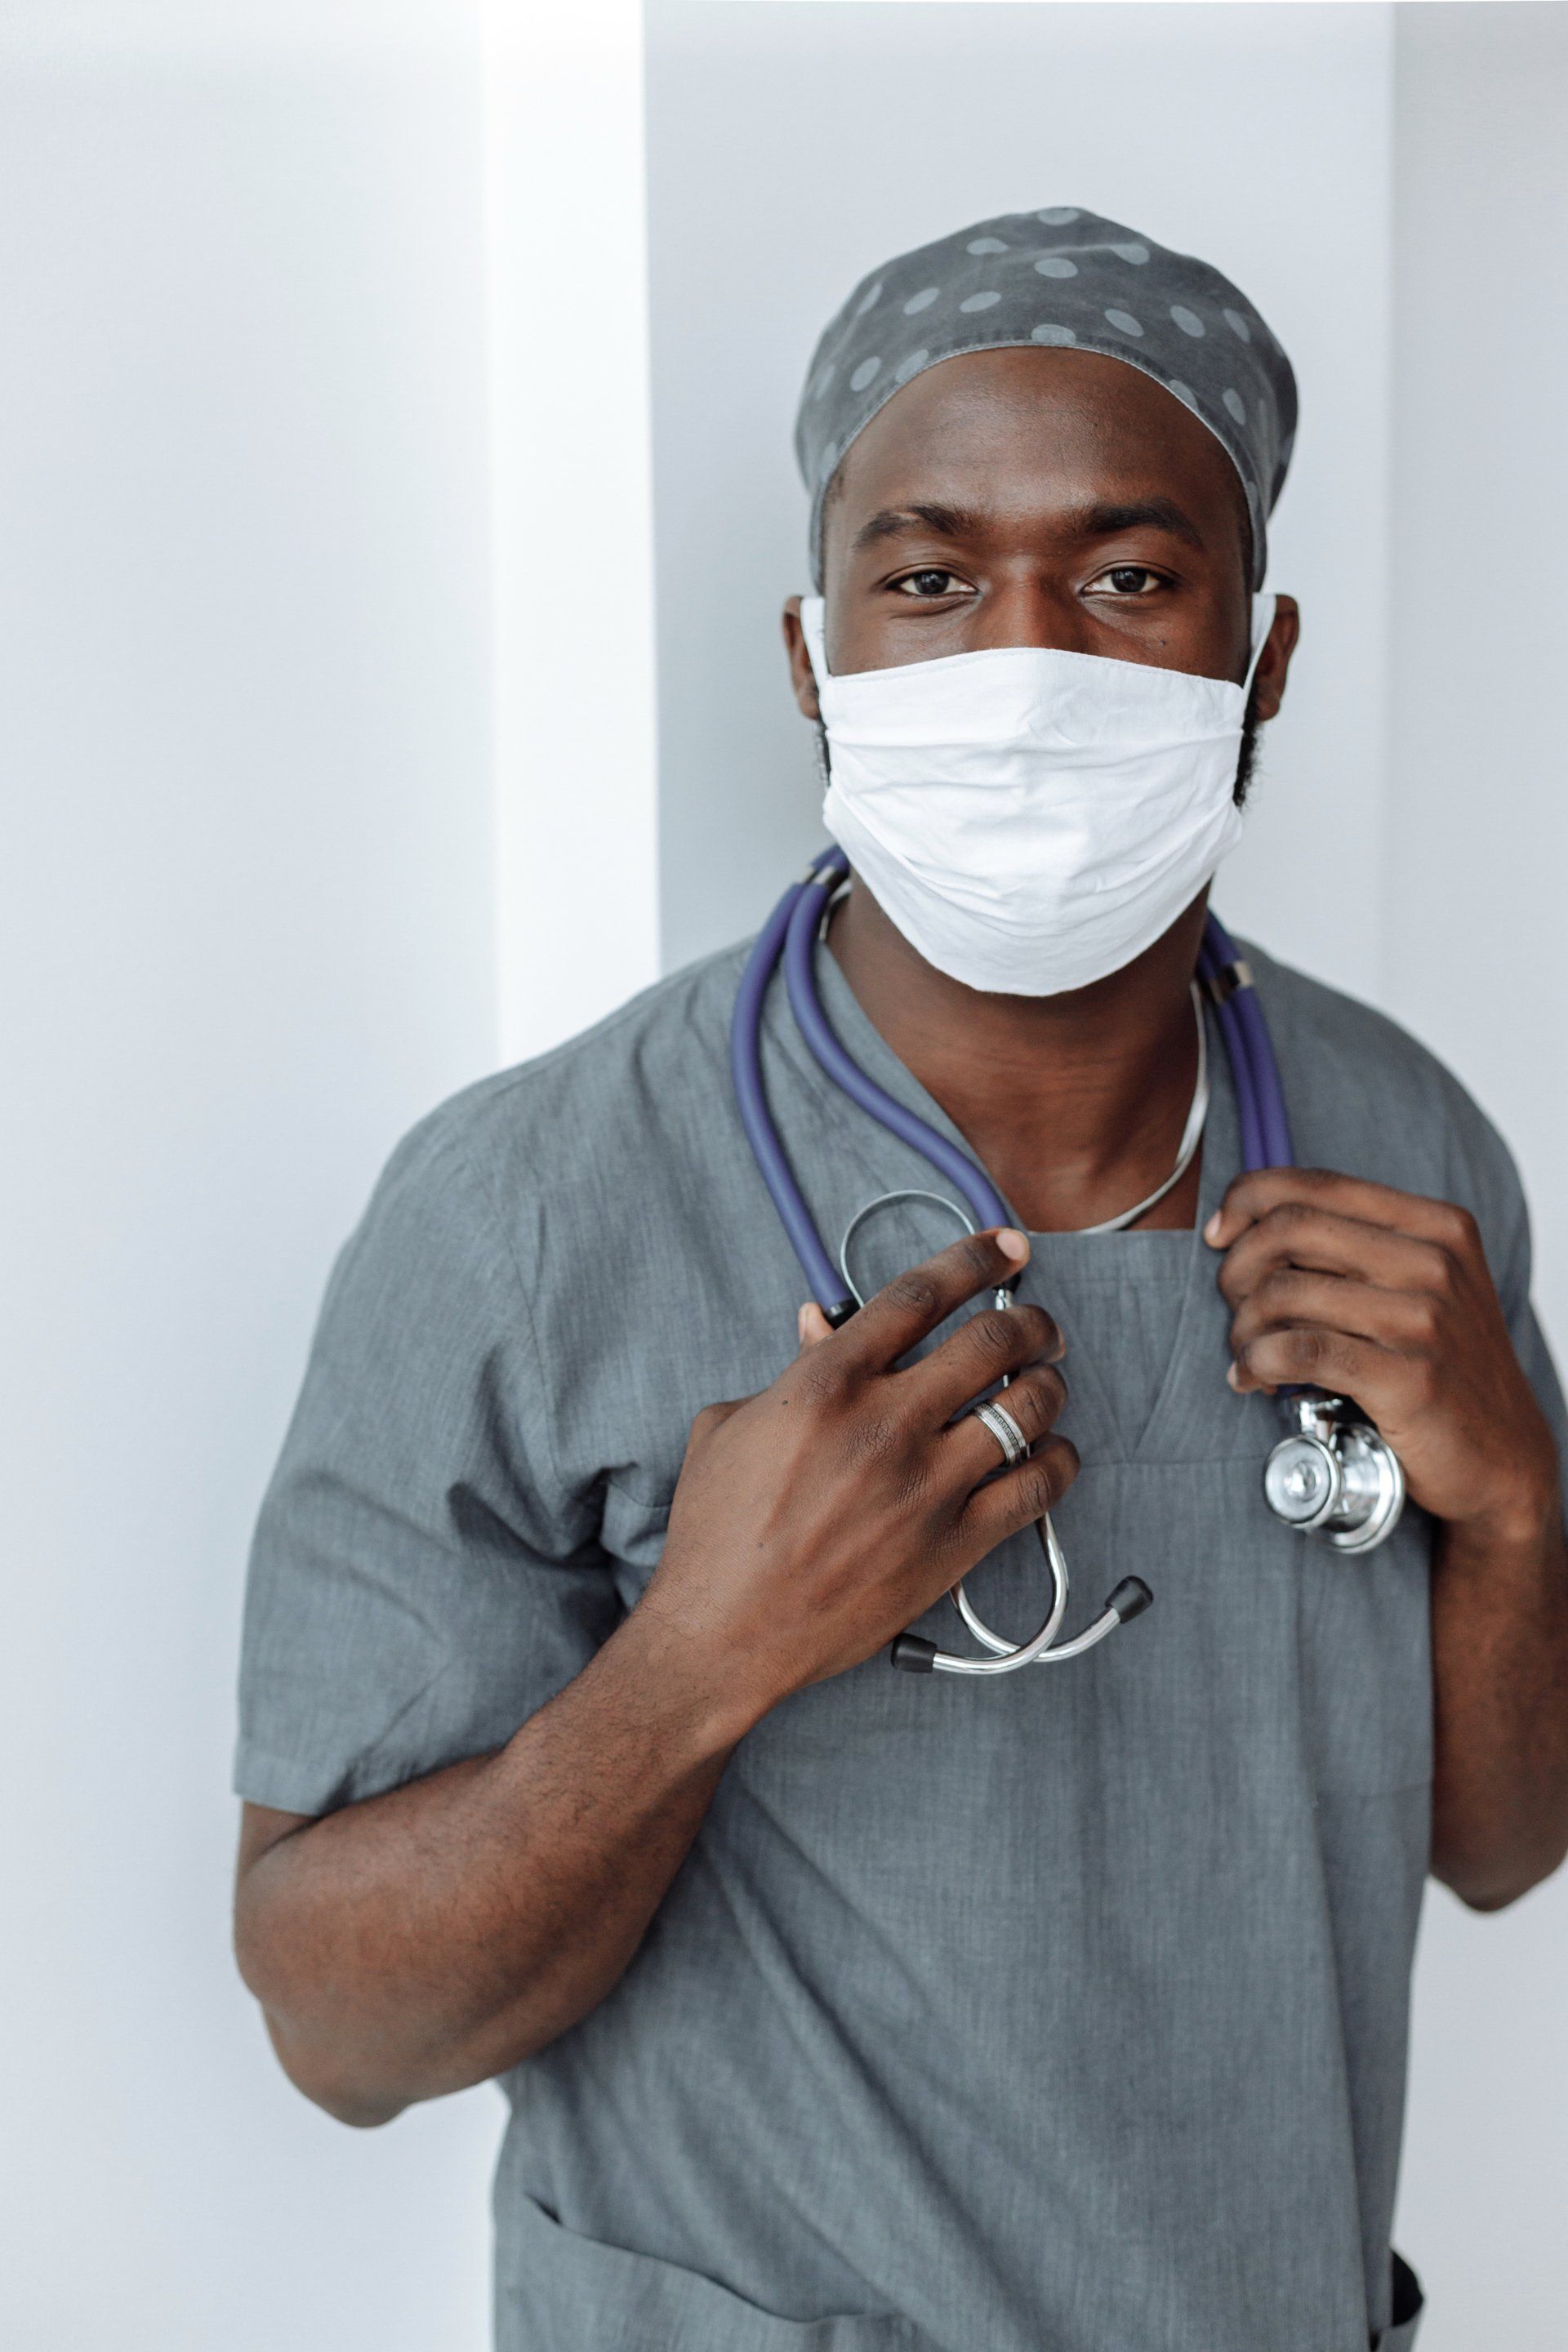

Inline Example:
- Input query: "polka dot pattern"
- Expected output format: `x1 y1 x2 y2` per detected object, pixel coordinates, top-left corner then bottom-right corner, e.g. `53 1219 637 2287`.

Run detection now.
795 204 1297 594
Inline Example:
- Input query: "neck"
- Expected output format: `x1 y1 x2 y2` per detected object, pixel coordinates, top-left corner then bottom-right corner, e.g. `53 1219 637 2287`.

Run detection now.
827 883 1210 1233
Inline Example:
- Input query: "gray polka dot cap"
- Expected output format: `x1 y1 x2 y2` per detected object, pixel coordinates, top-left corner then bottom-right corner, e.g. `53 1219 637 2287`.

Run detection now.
795 206 1297 590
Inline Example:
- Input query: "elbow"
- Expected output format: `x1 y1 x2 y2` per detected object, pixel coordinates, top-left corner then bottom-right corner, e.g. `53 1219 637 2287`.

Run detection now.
1450 1877 1535 1915
1451 1868 1559 1915
296 2074 408 2132
234 1912 410 2130
259 2003 411 2130
1433 1833 1568 1914
1445 1868 1524 1913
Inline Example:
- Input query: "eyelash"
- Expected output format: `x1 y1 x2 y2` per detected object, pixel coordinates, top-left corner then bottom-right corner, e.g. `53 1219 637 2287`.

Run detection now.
891 568 972 599
1092 566 1166 597
889 564 1170 600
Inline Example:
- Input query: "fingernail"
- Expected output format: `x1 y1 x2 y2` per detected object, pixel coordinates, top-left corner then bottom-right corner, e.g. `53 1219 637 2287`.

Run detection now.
797 1305 808 1343
1204 1211 1223 1246
996 1227 1030 1263
1226 1360 1240 1390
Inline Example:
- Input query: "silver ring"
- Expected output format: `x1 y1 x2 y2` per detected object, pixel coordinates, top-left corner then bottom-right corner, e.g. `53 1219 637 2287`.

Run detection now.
970 1397 1029 1469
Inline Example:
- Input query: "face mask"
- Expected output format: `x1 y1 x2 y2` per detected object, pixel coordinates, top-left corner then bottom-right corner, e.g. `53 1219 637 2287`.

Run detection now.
800 594 1275 997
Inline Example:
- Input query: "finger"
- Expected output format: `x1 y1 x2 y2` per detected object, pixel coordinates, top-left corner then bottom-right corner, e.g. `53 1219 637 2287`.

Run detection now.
836 1227 1031 1374
1231 1325 1427 1416
796 1302 835 1352
941 1363 1069 1486
1205 1167 1483 1258
1227 1268 1441 1360
905 1297 1063 1420
1215 1204 1450 1309
959 1434 1080 1549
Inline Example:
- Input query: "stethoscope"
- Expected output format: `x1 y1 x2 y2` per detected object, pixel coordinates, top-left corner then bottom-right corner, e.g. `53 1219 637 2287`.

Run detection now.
731 846 1407 1680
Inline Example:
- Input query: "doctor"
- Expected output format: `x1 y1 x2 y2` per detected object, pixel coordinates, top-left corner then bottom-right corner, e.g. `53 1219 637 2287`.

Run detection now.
234 212 1568 2351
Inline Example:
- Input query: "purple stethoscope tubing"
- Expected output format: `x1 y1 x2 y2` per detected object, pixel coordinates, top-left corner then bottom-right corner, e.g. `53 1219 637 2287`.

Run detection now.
728 865 849 1315
1203 906 1295 1171
732 844 1293 1325
782 861 1011 1241
728 846 1354 1674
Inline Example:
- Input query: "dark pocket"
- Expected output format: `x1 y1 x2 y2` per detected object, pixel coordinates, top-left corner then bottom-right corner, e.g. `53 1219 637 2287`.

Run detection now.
500 2192 920 2352
1370 2250 1423 2350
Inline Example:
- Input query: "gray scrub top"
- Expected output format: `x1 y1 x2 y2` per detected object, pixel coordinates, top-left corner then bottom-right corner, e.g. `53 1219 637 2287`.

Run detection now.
236 935 1566 2352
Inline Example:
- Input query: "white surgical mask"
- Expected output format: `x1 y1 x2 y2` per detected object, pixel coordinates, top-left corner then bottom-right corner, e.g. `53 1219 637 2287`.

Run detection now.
800 594 1275 997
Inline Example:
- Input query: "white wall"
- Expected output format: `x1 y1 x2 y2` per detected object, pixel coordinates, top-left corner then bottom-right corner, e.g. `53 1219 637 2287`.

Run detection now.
1386 10 1568 2346
0 7 501 2347
647 0 1395 999
3 3 1564 2347
483 0 662 1063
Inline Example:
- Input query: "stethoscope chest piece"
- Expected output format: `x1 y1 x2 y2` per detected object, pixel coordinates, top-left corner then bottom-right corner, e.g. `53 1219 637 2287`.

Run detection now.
1263 1394 1405 1556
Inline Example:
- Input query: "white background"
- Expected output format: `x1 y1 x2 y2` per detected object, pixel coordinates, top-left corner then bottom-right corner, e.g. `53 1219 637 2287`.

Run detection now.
648 0 1395 999
1 7 503 2347
2 4 1563 2347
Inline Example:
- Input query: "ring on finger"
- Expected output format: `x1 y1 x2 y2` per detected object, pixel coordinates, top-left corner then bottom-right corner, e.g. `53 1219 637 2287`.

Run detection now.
969 1396 1030 1469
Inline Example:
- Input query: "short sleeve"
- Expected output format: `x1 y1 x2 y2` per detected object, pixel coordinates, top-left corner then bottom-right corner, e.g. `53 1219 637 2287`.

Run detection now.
1447 1097 1568 1489
234 1111 621 1815
1503 1275 1568 1499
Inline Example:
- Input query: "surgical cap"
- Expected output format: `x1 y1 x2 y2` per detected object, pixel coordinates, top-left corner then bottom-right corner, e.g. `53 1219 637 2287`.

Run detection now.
795 207 1297 590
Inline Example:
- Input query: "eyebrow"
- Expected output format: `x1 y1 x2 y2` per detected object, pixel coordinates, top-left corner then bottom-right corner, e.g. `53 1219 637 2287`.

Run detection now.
849 501 979 552
849 493 1206 555
1074 497 1205 551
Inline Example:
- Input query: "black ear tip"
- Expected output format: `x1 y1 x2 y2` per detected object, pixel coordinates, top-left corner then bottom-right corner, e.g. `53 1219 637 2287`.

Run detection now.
1106 1577 1153 1624
890 1634 938 1674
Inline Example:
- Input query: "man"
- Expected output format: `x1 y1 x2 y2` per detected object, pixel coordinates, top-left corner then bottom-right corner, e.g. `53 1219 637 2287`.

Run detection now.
234 211 1568 2351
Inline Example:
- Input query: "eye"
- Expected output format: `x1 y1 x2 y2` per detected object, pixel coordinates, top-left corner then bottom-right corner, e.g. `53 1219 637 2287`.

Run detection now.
891 568 973 599
1088 564 1165 597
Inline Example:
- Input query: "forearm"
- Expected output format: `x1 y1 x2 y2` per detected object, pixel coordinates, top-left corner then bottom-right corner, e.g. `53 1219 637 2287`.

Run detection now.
1430 1490 1568 1909
235 1228 1063 2123
234 1610 761 2123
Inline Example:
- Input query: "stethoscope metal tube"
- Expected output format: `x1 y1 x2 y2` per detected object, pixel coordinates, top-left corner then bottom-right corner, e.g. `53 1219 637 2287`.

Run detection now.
840 1200 1154 1675
731 846 1407 1684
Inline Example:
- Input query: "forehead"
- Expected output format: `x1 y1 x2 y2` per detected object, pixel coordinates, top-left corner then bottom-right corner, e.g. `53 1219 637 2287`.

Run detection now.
830 345 1247 542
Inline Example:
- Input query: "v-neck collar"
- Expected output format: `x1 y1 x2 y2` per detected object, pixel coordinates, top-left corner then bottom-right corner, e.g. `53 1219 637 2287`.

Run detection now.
760 933 1263 1467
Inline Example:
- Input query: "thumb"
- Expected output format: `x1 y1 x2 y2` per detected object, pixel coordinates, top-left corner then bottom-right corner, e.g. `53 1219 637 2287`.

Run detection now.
796 1302 835 1352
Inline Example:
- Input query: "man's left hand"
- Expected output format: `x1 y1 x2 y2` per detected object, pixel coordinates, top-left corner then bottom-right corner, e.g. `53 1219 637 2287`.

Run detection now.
1206 1169 1560 1539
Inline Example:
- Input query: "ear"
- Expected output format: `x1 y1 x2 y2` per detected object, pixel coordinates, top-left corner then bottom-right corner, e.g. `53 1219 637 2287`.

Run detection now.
782 596 821 721
1251 593 1300 724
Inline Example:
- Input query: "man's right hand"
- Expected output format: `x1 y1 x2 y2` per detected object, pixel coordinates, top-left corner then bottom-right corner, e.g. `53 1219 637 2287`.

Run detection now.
640 1227 1076 1715
234 1227 1075 2125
